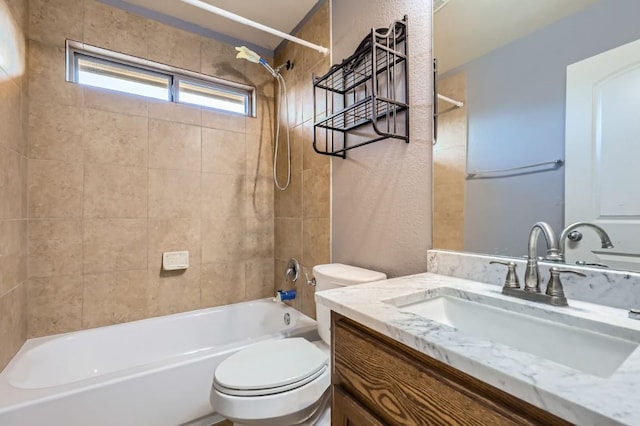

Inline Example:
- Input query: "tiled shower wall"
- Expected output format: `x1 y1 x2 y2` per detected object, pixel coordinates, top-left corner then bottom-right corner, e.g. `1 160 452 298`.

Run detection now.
273 1 331 319
433 71 466 251
0 0 28 369
26 0 276 337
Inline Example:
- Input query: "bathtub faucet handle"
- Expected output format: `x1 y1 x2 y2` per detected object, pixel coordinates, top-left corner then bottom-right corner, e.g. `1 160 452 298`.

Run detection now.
285 258 300 282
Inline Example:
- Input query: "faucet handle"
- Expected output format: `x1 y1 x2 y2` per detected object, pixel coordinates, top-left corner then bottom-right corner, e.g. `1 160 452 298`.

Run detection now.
285 258 300 282
545 267 586 301
490 261 520 289
575 260 609 268
553 268 586 277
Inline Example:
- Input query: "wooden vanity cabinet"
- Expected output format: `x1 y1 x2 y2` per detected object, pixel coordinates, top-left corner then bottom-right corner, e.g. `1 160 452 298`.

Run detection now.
331 312 572 426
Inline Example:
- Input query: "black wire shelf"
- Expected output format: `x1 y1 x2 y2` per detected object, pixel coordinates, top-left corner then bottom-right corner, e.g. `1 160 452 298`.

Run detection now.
312 16 409 158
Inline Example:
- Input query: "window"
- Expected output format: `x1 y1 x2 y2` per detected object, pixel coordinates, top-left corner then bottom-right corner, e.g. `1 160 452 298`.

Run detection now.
178 78 248 114
76 54 171 101
66 40 255 116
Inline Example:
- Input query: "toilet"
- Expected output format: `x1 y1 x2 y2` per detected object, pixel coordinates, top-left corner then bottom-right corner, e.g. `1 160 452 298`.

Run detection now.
210 263 386 425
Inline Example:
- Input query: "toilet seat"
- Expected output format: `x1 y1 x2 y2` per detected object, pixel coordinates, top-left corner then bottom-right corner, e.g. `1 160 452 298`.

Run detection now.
214 338 329 397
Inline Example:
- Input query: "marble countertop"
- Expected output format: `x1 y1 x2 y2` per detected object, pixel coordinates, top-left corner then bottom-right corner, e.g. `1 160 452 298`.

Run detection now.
315 272 640 425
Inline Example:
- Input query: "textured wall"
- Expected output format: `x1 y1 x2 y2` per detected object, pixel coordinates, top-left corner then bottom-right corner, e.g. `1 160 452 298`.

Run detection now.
26 0 276 337
433 71 466 251
0 0 28 370
460 0 640 257
273 1 331 319
331 0 433 277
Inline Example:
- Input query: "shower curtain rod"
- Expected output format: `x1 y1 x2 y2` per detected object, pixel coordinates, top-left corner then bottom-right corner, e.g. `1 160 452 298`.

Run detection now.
437 93 463 108
179 0 330 55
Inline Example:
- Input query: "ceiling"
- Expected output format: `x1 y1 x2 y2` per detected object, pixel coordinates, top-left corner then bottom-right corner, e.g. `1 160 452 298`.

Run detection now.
434 0 600 73
109 0 600 71
113 0 320 55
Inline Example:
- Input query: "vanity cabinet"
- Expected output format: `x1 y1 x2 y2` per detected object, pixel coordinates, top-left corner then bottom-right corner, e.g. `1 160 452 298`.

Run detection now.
331 313 571 425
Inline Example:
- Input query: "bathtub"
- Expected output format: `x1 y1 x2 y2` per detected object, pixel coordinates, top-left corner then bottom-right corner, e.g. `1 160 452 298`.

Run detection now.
0 298 317 426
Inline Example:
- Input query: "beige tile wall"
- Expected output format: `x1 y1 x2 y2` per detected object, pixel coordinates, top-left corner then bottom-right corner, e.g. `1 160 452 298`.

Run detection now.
26 0 276 337
274 2 331 319
0 0 28 370
433 71 467 251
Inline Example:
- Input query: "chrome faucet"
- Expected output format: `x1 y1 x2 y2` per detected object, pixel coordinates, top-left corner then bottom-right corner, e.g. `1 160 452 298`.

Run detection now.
524 222 562 293
490 221 589 307
285 258 300 283
492 262 585 308
558 222 614 262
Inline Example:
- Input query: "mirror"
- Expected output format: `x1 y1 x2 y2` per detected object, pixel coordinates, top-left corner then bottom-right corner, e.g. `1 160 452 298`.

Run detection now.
432 0 640 272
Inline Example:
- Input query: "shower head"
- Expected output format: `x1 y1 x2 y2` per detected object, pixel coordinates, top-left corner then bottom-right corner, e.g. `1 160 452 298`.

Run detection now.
235 46 261 64
235 45 279 78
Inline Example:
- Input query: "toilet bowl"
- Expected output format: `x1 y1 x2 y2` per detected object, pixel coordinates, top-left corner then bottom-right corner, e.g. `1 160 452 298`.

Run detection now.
210 263 386 425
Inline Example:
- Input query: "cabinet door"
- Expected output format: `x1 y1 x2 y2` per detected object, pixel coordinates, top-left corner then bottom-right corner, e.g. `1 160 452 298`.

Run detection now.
332 313 572 425
332 386 385 426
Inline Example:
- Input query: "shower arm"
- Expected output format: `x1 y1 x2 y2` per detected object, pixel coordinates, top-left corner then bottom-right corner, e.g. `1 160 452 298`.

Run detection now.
179 0 329 55
263 61 293 79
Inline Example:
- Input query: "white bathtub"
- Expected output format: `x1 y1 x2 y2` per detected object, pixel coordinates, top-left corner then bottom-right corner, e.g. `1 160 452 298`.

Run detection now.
0 298 317 426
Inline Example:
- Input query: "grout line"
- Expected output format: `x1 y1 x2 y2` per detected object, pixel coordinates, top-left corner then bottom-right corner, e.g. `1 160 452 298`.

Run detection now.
146 111 152 317
27 217 149 221
22 62 31 338
198 121 204 308
0 280 25 300
80 105 86 328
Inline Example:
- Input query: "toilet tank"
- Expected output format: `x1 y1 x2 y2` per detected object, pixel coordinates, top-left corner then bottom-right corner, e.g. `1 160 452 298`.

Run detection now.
313 263 386 345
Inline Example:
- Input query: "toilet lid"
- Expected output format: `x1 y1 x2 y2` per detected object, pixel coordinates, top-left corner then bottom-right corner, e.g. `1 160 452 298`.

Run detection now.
214 338 328 395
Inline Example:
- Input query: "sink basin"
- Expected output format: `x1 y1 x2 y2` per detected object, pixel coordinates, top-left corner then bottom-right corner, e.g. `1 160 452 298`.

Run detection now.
386 287 640 378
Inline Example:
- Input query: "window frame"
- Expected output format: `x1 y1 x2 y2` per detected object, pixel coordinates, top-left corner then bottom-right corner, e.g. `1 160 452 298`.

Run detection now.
65 40 256 117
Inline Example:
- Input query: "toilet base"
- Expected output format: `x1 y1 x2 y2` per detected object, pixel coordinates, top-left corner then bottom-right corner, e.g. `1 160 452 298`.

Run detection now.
230 387 330 426
312 402 331 426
